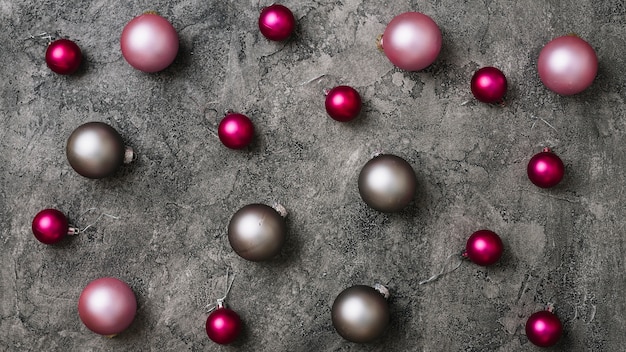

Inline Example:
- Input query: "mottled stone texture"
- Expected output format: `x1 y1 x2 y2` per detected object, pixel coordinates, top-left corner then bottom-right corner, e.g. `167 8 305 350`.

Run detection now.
0 1 624 351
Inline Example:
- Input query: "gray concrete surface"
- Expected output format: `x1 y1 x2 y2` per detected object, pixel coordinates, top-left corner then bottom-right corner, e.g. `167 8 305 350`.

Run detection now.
1 1 625 351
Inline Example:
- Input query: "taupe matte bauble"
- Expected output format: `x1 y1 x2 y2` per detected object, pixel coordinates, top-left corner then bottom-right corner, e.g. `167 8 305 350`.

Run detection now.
358 154 416 212
227 203 287 261
66 122 134 179
331 284 390 343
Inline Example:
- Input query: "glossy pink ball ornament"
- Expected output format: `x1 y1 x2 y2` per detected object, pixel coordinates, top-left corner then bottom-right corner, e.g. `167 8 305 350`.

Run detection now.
464 230 503 266
78 277 137 337
325 86 362 122
380 12 442 71
471 67 507 103
538 35 598 95
121 13 179 72
206 305 242 344
32 208 77 245
525 309 563 347
218 113 255 149
527 148 565 188
258 4 296 41
46 39 82 75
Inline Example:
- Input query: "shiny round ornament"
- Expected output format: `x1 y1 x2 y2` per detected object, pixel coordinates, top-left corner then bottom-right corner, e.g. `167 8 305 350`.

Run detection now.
46 39 82 75
527 148 565 188
537 35 598 95
358 154 416 212
120 13 179 72
381 12 442 71
464 230 503 266
32 208 76 244
325 86 362 122
331 284 390 343
525 310 563 347
471 67 507 103
228 203 287 261
66 122 134 179
218 113 255 149
206 306 242 344
258 4 296 41
78 277 137 336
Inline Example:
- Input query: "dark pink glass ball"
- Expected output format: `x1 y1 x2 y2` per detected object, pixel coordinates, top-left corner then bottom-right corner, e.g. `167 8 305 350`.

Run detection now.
525 310 563 347
78 277 137 336
218 113 255 149
381 12 442 71
206 307 242 344
258 4 295 41
46 39 82 75
527 150 565 188
325 86 362 122
465 230 503 266
32 209 69 245
537 35 598 95
471 67 507 103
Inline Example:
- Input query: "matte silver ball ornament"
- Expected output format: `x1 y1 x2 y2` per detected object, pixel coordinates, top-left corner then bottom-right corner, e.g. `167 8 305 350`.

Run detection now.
358 154 416 212
227 203 287 261
331 284 390 343
66 122 134 179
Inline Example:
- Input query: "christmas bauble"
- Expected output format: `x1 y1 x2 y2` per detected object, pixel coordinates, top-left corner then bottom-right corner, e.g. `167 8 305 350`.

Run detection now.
537 35 597 95
258 4 296 41
46 39 82 75
206 307 241 344
218 113 255 149
525 310 563 347
381 12 442 71
331 285 390 343
78 277 137 336
465 230 503 266
358 154 416 212
228 204 287 261
32 209 69 244
470 67 507 103
527 148 565 188
120 13 179 72
325 86 362 122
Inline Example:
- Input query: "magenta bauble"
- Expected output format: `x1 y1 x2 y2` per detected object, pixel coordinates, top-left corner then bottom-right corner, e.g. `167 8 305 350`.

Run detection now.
120 13 179 72
218 113 255 149
537 35 597 95
78 277 137 336
46 39 82 75
471 67 507 103
325 86 362 122
381 12 442 71
464 230 503 266
258 4 295 41
525 310 563 347
527 148 565 188
32 209 70 244
206 307 242 344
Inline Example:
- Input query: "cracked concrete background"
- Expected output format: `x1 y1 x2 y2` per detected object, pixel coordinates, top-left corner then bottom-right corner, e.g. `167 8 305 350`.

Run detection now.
1 0 625 351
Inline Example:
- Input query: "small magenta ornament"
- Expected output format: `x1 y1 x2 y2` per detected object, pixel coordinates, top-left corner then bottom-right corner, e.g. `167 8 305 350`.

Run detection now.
218 112 255 149
258 4 295 41
471 67 507 104
206 270 242 345
525 306 563 347
527 147 565 188
46 39 82 75
325 86 362 122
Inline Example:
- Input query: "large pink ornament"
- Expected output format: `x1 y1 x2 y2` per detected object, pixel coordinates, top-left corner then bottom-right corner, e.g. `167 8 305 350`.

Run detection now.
527 148 565 188
218 113 255 149
206 307 242 344
325 86 362 122
525 310 563 347
46 39 82 75
537 35 598 95
470 67 507 103
32 209 76 244
121 13 179 72
78 277 137 336
464 230 503 266
381 12 442 71
258 4 295 41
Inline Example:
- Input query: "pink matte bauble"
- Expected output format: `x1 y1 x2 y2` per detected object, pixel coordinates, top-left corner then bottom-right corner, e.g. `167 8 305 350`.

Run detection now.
258 4 295 41
325 86 362 122
381 12 442 71
120 13 179 72
537 35 598 95
471 67 507 103
218 113 255 149
465 230 503 266
206 307 242 344
525 310 563 347
527 149 565 188
46 39 82 75
32 209 69 245
78 277 137 336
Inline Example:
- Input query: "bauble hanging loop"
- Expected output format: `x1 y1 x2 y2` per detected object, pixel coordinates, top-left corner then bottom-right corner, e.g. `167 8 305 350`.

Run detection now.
66 122 134 179
120 13 179 72
527 147 565 188
537 35 597 95
258 4 296 41
358 154 417 212
331 284 390 343
525 306 563 347
218 112 255 149
78 277 137 337
470 67 507 104
46 38 82 75
206 270 242 345
227 203 288 261
324 85 362 122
